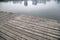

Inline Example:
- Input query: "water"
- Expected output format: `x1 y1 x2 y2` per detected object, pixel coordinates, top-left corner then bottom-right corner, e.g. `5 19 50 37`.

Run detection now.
0 0 60 20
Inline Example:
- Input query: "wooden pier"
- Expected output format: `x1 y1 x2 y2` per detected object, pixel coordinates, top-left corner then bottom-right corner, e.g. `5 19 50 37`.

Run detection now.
0 12 60 40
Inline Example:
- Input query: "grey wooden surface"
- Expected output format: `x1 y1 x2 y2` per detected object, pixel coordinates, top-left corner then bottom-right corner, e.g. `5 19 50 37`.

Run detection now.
0 12 60 40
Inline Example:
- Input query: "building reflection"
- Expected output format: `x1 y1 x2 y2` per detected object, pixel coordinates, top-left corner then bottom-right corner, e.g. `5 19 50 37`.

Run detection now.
13 0 51 6
24 0 28 6
55 0 60 4
20 0 23 4
13 0 23 4
32 0 37 5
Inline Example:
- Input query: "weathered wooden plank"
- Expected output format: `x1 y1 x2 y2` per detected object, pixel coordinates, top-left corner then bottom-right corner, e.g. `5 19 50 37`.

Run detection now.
0 36 6 40
1 27 27 40
0 31 15 40
8 19 60 36
6 21 60 40
2 24 38 40
13 16 60 31
8 20 60 37
2 24 47 40
0 13 17 25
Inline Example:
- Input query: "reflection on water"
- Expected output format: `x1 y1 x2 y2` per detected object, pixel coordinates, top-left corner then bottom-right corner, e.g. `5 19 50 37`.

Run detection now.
55 0 60 4
0 0 60 20
13 0 51 6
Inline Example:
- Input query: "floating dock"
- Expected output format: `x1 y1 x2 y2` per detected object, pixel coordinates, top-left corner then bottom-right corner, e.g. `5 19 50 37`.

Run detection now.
0 12 60 40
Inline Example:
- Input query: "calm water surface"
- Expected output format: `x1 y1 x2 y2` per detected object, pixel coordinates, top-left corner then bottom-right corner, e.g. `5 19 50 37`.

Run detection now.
0 0 60 20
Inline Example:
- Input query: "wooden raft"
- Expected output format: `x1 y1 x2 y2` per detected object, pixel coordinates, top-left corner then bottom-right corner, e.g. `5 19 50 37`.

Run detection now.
0 12 60 40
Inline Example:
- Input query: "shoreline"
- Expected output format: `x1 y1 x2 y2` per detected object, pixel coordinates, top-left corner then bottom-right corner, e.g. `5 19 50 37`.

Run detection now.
0 11 60 22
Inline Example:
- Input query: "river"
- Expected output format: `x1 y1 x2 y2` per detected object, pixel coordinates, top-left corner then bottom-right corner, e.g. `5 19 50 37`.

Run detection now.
0 0 60 20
